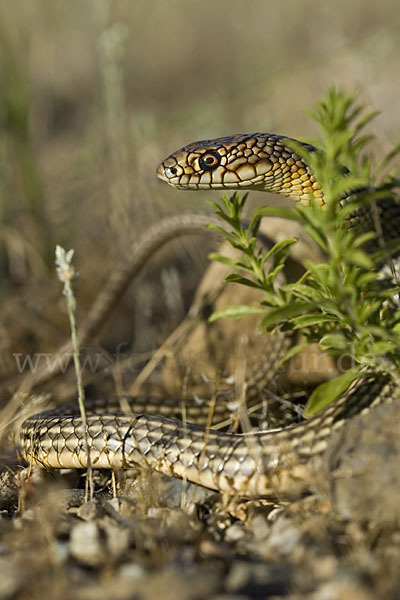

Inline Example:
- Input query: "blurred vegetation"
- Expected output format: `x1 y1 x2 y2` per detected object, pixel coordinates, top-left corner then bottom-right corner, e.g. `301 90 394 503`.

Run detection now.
1 0 400 384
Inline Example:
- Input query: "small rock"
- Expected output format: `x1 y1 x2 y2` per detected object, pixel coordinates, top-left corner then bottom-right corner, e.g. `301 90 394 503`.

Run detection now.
161 478 215 508
225 523 245 543
311 555 338 581
264 516 301 556
310 579 374 600
225 561 249 591
75 500 99 522
225 560 291 597
198 539 228 559
105 496 120 514
100 517 130 559
118 562 147 583
248 514 270 541
320 402 400 524
69 521 105 567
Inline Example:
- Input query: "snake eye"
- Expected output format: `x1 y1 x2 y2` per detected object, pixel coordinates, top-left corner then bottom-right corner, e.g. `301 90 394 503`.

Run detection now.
199 150 221 171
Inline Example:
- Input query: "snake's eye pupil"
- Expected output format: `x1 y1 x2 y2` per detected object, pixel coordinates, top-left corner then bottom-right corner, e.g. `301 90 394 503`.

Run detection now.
199 151 221 171
169 167 177 175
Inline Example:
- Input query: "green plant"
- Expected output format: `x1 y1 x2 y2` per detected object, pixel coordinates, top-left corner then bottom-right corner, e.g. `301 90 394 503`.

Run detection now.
209 88 400 415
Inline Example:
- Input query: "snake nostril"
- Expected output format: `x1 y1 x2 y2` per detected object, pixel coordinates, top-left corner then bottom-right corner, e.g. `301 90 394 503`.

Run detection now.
164 166 178 178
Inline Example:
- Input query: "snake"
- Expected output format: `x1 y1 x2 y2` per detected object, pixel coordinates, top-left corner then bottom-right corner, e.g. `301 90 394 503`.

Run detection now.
20 133 400 498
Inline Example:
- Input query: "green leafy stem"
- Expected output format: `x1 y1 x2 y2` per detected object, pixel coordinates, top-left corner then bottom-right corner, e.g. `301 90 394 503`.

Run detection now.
208 88 400 415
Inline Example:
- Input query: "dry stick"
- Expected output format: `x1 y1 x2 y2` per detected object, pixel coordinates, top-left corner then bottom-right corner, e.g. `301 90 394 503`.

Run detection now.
55 246 93 500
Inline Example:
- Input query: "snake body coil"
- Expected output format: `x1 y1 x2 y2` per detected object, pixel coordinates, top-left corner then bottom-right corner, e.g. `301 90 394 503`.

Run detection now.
20 133 400 498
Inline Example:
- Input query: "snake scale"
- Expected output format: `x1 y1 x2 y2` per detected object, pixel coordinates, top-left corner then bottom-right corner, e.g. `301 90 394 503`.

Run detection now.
20 133 400 498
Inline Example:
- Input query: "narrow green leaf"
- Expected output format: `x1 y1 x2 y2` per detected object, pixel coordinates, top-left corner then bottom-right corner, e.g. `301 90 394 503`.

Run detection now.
353 110 380 135
263 238 298 265
259 302 316 329
209 305 266 322
292 313 336 328
251 205 300 222
351 232 376 248
286 283 325 303
376 139 400 175
347 250 373 269
320 333 348 351
225 274 262 289
302 224 329 253
304 369 361 417
206 223 229 236
259 292 281 306
208 253 236 267
281 342 309 364
368 341 397 356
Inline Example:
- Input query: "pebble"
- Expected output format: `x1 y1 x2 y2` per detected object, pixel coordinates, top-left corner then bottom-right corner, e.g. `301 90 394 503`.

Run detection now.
69 521 105 567
248 514 270 540
225 523 245 542
264 516 301 556
310 579 374 600
100 517 130 559
118 562 147 583
75 500 99 521
321 402 400 524
225 560 291 597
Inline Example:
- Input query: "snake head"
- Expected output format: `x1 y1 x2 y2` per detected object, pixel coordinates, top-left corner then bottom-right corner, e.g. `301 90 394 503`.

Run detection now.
156 133 277 191
156 133 323 204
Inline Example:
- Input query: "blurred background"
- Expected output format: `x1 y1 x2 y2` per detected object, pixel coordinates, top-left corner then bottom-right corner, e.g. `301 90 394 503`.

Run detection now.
1 0 400 391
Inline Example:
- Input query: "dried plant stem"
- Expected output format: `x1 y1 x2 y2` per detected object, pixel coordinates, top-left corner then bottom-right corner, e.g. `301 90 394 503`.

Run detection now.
55 246 94 500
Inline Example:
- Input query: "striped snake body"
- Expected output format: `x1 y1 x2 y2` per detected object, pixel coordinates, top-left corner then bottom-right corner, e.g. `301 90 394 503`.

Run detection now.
21 133 400 498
